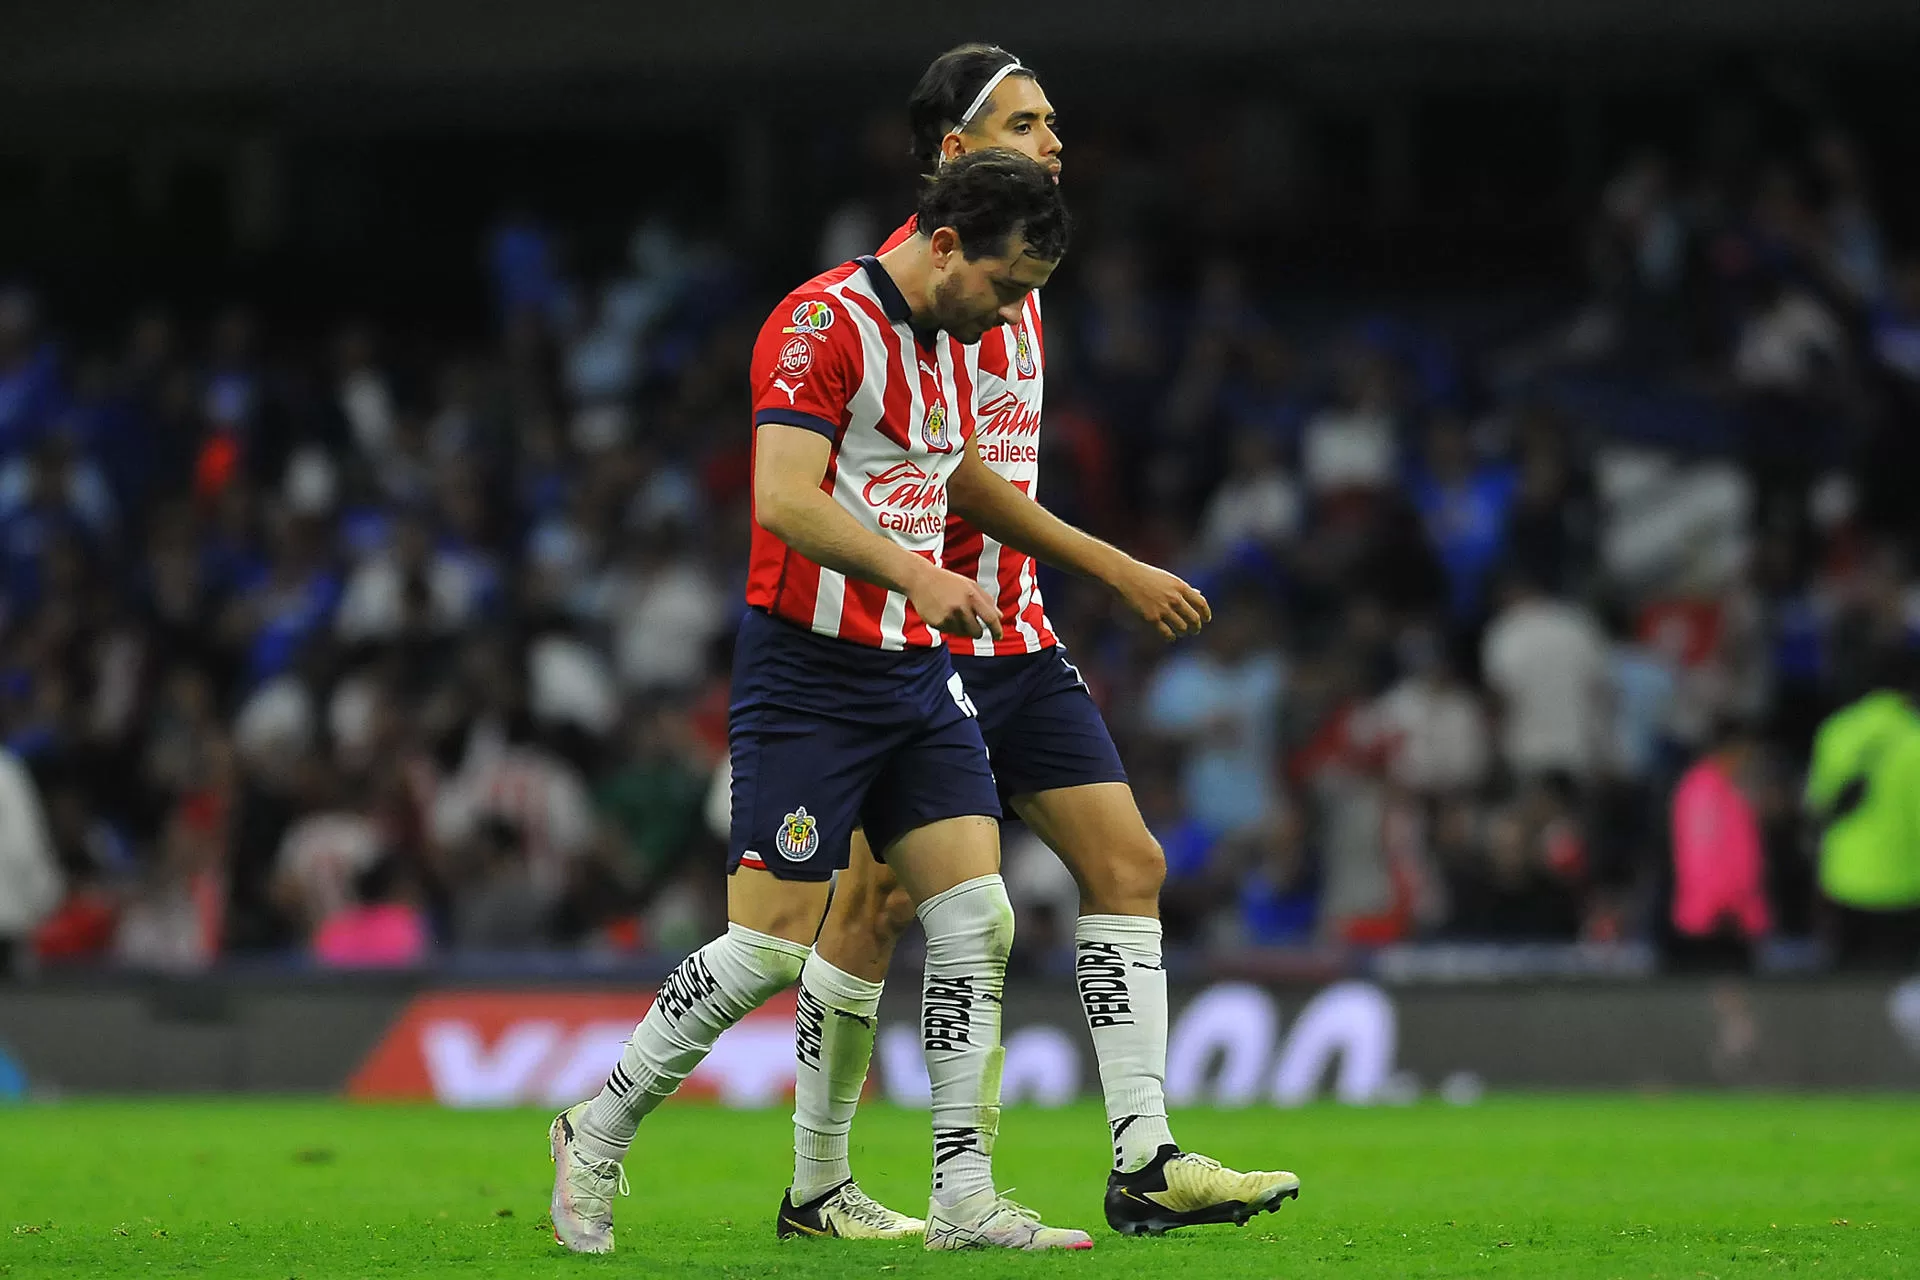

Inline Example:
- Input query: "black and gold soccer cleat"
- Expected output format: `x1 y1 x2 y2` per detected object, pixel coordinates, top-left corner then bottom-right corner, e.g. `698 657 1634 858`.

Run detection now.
1104 1145 1300 1236
776 1179 926 1240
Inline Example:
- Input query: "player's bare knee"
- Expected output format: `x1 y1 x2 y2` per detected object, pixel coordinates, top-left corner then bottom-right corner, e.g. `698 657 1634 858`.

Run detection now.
1084 833 1166 916
878 885 919 944
731 885 831 948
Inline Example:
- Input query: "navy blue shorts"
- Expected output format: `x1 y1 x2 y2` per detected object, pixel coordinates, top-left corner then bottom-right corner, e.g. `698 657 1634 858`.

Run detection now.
952 644 1128 803
727 609 1001 881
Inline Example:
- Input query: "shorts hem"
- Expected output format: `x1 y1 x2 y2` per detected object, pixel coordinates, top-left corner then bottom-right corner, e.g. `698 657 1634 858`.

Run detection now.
727 851 841 882
998 768 1131 803
864 802 1002 860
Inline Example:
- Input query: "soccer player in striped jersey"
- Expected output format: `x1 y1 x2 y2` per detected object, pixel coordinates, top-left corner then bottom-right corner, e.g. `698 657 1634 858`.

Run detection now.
551 151 1202 1255
778 45 1300 1242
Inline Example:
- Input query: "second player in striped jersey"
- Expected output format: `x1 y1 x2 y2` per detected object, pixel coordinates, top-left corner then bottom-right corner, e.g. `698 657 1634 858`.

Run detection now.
778 44 1300 1244
877 221 1055 654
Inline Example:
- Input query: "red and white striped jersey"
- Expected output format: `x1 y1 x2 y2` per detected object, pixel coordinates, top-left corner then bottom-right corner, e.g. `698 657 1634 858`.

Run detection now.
878 218 1057 656
746 256 978 650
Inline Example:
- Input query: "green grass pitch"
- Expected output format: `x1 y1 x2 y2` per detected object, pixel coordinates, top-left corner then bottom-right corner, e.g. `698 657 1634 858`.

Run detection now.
2 1096 1915 1278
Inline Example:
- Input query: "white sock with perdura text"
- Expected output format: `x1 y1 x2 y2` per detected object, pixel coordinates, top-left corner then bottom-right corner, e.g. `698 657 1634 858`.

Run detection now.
791 950 883 1203
1075 913 1177 1172
576 924 808 1164
919 874 1013 1208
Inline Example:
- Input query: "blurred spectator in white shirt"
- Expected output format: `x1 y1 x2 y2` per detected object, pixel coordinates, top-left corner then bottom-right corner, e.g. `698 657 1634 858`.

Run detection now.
1301 353 1399 495
334 324 396 465
1482 576 1611 781
0 748 61 971
592 527 727 694
563 286 644 407
1373 633 1491 797
431 741 596 903
337 510 487 643
1734 284 1845 393
271 806 383 933
529 631 620 740
1200 429 1301 556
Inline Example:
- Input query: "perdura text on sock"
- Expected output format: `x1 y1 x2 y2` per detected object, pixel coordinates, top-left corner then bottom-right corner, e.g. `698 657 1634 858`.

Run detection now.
923 976 978 1051
1076 940 1136 1027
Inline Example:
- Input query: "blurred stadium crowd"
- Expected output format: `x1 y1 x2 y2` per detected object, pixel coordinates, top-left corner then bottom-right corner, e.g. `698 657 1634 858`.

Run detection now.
2 93 1919 976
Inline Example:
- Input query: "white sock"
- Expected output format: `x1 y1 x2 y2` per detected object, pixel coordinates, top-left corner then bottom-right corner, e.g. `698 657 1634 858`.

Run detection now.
577 923 808 1163
1076 914 1177 1172
918 874 1013 1209
791 951 883 1203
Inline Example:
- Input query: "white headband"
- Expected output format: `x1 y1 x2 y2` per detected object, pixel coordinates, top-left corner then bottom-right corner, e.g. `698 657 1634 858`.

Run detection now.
956 57 1025 130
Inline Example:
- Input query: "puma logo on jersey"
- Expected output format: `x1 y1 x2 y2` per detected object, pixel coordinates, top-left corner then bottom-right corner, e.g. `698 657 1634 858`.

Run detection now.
771 377 803 405
918 360 940 378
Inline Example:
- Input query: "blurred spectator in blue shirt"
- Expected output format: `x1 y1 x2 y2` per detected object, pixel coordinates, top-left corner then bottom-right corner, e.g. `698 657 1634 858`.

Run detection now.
221 515 342 688
1406 414 1518 620
1871 260 1920 383
0 289 66 460
1605 601 1680 782
488 210 564 332
1143 595 1287 838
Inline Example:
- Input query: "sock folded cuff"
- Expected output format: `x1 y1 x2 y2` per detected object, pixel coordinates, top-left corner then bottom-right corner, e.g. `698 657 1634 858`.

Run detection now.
727 921 814 962
914 872 1007 923
801 950 884 1013
1105 1085 1169 1118
1076 913 1163 943
795 1123 852 1151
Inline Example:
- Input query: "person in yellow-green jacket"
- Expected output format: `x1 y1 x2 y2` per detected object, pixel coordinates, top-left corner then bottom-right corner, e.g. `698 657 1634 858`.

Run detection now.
1804 657 1920 969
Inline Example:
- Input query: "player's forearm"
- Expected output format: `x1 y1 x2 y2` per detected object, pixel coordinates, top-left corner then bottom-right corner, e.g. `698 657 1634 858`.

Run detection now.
948 451 1128 583
757 484 934 597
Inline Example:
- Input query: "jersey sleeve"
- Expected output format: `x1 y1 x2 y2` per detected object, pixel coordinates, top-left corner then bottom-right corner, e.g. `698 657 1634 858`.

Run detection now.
751 292 859 440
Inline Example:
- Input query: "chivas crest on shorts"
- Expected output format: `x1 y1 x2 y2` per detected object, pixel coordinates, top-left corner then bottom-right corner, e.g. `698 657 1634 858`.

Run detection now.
776 807 821 861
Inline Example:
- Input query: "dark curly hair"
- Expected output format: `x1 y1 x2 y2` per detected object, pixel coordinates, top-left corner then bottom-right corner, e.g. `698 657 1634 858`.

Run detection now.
914 149 1071 263
906 43 1037 176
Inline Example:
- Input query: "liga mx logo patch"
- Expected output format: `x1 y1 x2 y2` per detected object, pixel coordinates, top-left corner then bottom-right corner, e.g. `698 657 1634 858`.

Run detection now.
784 300 834 339
922 400 953 452
1013 322 1036 378
775 807 821 861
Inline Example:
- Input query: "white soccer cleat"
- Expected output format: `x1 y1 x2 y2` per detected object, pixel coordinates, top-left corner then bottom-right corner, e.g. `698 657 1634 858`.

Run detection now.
776 1179 926 1240
1105 1145 1300 1235
548 1102 628 1254
924 1188 1094 1251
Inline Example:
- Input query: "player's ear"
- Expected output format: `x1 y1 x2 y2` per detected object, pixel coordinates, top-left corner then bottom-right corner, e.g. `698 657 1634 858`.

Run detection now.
927 225 963 267
940 129 968 165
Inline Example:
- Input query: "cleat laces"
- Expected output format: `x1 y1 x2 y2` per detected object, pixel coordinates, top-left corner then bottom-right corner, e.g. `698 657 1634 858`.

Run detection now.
992 1191 1044 1224
577 1157 630 1203
837 1187 901 1228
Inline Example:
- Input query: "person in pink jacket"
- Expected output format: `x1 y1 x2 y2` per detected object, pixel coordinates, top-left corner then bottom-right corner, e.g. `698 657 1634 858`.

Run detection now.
1669 724 1772 970
313 856 429 969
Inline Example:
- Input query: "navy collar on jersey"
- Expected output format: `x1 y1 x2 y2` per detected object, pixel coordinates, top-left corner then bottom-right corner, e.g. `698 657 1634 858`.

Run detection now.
856 255 913 325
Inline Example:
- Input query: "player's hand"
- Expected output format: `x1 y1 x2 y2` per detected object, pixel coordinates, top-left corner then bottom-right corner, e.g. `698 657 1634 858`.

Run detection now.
907 564 1004 641
1109 559 1211 641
